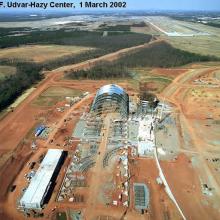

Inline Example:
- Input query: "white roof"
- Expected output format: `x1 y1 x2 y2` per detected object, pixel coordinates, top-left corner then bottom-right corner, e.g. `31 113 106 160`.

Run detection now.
20 149 63 209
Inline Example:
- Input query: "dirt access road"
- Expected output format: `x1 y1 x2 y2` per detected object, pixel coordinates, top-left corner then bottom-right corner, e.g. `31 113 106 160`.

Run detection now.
44 93 93 146
158 66 220 213
0 39 160 156
0 40 160 218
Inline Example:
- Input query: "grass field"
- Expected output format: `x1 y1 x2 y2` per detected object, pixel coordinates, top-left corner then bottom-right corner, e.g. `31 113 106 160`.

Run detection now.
214 70 220 80
163 35 220 58
130 67 173 93
0 65 16 80
143 16 220 58
112 67 174 93
131 25 159 35
33 86 83 107
0 45 95 62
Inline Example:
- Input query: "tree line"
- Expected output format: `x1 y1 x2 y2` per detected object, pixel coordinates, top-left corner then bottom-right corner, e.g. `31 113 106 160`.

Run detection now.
98 25 131 32
1 32 218 111
41 32 151 70
0 30 152 111
0 62 42 111
117 41 218 68
0 29 151 49
67 41 218 80
67 62 131 80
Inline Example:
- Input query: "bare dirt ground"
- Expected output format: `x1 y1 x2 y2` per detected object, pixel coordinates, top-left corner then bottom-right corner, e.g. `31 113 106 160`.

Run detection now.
0 41 156 156
130 158 182 220
0 94 94 220
158 65 220 219
0 41 163 220
1 39 220 220
161 154 220 220
152 68 188 78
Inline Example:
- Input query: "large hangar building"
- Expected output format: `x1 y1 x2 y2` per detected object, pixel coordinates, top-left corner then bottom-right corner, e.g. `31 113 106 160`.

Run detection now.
91 84 129 117
20 149 66 210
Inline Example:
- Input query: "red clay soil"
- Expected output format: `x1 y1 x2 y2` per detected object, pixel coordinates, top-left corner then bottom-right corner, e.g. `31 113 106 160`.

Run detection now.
2 41 216 219
0 106 43 152
152 68 188 78
160 68 220 172
130 158 182 220
0 40 155 156
161 154 220 220
0 142 32 202
0 143 33 220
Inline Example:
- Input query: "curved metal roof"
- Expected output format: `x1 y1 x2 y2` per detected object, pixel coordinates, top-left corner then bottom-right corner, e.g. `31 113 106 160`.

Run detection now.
96 84 125 97
91 84 129 117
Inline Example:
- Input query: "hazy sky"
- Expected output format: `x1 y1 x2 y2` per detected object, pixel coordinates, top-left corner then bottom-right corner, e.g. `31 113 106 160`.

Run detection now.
130 0 220 10
1 0 220 11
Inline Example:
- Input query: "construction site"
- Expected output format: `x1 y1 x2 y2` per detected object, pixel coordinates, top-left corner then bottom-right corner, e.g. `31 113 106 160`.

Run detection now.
0 11 220 220
0 59 220 220
0 80 188 220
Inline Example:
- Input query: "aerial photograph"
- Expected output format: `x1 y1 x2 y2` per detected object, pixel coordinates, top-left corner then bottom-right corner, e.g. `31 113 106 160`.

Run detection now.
0 0 220 219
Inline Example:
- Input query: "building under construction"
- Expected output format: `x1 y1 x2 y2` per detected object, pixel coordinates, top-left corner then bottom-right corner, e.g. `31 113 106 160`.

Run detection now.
91 84 129 117
19 149 67 210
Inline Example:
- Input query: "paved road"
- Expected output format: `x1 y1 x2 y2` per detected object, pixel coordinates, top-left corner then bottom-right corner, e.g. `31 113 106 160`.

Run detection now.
154 147 186 220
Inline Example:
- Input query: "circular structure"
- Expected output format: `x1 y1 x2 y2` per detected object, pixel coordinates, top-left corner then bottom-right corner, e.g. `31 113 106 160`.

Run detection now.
91 84 129 117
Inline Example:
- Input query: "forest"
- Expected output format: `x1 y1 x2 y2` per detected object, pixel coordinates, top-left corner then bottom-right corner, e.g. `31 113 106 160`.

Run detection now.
0 29 150 49
0 30 151 70
42 32 151 70
67 62 131 80
0 32 218 111
0 30 151 110
98 25 131 31
117 41 218 67
67 41 218 79
0 62 42 111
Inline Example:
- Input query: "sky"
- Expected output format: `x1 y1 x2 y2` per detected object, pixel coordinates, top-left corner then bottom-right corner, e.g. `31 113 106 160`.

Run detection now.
0 0 220 12
127 0 220 11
